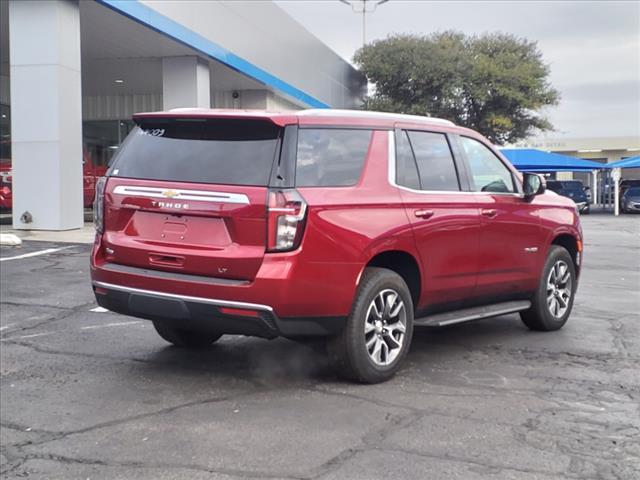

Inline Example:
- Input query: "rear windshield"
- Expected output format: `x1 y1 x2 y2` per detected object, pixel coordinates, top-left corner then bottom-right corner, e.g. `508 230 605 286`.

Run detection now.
109 118 281 186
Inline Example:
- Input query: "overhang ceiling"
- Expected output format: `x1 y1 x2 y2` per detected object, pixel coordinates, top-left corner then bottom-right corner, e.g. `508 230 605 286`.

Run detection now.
0 1 268 97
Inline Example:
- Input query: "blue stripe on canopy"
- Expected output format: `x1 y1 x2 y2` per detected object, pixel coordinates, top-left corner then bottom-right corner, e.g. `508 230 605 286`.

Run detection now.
500 148 605 171
604 156 640 169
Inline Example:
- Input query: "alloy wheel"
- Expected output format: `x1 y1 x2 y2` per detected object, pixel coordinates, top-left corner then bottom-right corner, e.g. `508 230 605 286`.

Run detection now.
546 260 572 318
364 289 407 366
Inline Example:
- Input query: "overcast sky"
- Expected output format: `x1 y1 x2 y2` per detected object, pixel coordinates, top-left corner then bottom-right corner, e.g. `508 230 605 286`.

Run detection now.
276 0 640 139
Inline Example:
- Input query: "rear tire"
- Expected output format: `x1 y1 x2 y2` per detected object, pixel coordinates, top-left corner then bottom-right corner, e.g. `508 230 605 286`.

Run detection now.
327 267 414 384
521 245 576 331
152 321 222 348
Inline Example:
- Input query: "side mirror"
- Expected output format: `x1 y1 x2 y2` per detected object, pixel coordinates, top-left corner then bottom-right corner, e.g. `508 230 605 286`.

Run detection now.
523 172 546 198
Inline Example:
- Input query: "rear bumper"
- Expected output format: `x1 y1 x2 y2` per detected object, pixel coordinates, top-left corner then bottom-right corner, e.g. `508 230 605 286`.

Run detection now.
93 280 344 339
90 236 358 338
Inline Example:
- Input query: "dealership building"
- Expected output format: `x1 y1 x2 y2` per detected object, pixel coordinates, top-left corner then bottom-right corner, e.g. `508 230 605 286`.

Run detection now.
0 0 365 230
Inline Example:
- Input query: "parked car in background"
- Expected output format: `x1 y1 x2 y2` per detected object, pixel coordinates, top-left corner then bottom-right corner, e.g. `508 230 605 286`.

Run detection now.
620 179 640 198
621 186 640 213
0 150 106 211
90 109 583 383
546 180 590 214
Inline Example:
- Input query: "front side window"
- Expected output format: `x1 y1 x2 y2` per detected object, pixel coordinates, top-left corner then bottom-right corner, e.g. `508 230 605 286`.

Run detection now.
295 129 372 187
406 131 460 191
459 136 516 193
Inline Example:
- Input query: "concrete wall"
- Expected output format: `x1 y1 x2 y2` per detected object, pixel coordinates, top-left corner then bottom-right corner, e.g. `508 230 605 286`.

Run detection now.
137 0 365 108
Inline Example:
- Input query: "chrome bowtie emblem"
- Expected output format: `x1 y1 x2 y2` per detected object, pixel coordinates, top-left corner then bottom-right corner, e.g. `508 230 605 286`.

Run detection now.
162 189 179 198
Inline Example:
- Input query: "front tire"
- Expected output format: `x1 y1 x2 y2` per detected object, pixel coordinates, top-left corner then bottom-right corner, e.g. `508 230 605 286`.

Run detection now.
521 245 576 331
327 267 414 384
152 321 222 348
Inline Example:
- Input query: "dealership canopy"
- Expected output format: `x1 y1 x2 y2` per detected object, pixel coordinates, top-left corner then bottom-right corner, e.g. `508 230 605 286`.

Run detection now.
604 156 640 169
500 149 605 172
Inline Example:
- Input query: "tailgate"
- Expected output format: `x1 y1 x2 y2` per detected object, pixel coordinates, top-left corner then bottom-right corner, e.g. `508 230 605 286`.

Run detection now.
103 178 268 281
99 116 283 281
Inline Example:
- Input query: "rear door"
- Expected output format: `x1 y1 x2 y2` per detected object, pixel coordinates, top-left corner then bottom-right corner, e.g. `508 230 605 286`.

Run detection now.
101 117 283 281
456 135 542 297
392 128 481 310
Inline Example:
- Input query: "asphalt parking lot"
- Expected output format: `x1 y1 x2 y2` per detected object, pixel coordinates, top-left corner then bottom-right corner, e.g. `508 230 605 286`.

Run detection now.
1 214 639 480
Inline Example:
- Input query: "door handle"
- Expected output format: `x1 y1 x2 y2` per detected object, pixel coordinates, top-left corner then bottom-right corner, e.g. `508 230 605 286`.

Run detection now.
481 208 497 218
414 209 434 219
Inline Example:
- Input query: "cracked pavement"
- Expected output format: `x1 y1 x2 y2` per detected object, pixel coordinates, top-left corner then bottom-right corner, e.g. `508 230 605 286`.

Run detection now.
1 215 639 479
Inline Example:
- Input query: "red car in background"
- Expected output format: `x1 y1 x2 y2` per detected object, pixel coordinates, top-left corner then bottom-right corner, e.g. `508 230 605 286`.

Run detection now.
0 150 107 211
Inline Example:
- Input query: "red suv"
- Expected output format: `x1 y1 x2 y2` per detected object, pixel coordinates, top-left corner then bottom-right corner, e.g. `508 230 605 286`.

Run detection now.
90 109 583 383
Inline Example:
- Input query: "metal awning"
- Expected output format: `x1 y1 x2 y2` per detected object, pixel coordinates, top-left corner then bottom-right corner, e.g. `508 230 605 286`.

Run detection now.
500 148 605 172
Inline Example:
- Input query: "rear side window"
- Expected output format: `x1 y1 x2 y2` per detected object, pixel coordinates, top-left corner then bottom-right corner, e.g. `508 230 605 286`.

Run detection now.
395 130 421 190
295 129 372 187
109 118 281 186
406 131 460 191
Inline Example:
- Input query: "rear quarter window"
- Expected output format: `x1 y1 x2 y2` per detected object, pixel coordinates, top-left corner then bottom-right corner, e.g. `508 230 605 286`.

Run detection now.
295 129 372 187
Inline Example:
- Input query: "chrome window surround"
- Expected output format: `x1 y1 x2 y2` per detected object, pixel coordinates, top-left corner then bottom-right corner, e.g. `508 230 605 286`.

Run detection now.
112 185 250 204
93 281 275 313
387 131 524 197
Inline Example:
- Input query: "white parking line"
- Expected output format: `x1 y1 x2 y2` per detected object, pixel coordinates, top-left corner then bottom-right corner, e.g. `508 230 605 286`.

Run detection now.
0 246 75 262
90 307 109 313
0 332 54 341
0 324 16 332
81 321 142 330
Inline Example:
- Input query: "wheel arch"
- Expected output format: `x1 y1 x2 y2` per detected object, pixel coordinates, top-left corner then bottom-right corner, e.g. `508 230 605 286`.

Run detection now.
363 250 422 309
550 233 580 273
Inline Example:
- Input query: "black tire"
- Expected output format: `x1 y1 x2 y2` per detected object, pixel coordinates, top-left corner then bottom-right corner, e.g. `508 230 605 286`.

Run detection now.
327 267 414 384
152 321 222 348
520 245 576 331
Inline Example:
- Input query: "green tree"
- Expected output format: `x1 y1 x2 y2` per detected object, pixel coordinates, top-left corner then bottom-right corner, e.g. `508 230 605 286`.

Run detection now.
354 32 560 144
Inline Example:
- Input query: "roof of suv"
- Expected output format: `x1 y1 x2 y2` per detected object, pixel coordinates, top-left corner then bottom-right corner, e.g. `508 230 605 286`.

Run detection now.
133 108 460 130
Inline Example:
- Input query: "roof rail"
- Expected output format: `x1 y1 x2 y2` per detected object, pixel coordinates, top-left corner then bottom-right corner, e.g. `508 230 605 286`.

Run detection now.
298 109 455 126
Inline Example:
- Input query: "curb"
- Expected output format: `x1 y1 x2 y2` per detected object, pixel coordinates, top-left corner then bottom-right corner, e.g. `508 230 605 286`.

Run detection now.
0 233 23 246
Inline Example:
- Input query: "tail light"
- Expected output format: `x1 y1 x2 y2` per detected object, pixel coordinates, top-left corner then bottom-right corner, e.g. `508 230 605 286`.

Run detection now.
267 188 307 252
93 176 107 233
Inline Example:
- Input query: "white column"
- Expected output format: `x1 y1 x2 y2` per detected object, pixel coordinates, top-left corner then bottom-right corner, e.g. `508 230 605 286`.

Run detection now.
592 170 598 207
162 56 210 110
612 168 621 216
9 0 83 230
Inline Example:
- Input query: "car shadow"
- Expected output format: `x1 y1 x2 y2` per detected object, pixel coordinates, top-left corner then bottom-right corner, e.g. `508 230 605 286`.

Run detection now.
131 314 531 385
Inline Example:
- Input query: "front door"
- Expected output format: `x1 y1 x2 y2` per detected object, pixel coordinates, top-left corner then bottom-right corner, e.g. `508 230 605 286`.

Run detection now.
456 135 542 298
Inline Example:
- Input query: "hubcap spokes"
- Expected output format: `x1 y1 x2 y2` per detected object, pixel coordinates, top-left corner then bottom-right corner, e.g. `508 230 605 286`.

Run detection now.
365 289 407 366
546 260 572 318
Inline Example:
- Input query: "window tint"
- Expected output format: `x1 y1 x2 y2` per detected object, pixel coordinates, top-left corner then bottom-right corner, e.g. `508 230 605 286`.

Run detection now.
406 131 460 191
395 130 420 190
109 119 281 186
296 129 371 187
459 136 515 193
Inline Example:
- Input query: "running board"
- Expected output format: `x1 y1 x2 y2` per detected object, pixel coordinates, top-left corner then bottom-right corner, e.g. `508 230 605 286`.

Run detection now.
414 300 531 327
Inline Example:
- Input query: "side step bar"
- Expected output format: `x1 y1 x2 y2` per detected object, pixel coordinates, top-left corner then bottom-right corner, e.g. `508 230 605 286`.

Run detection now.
414 300 531 328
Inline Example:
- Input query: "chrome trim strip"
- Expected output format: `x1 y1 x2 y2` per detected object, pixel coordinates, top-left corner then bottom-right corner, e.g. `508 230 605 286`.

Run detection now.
112 185 250 204
93 281 274 313
386 131 524 198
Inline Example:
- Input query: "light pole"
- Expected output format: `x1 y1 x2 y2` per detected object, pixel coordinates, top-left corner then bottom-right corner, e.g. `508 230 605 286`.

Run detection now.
339 0 389 48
